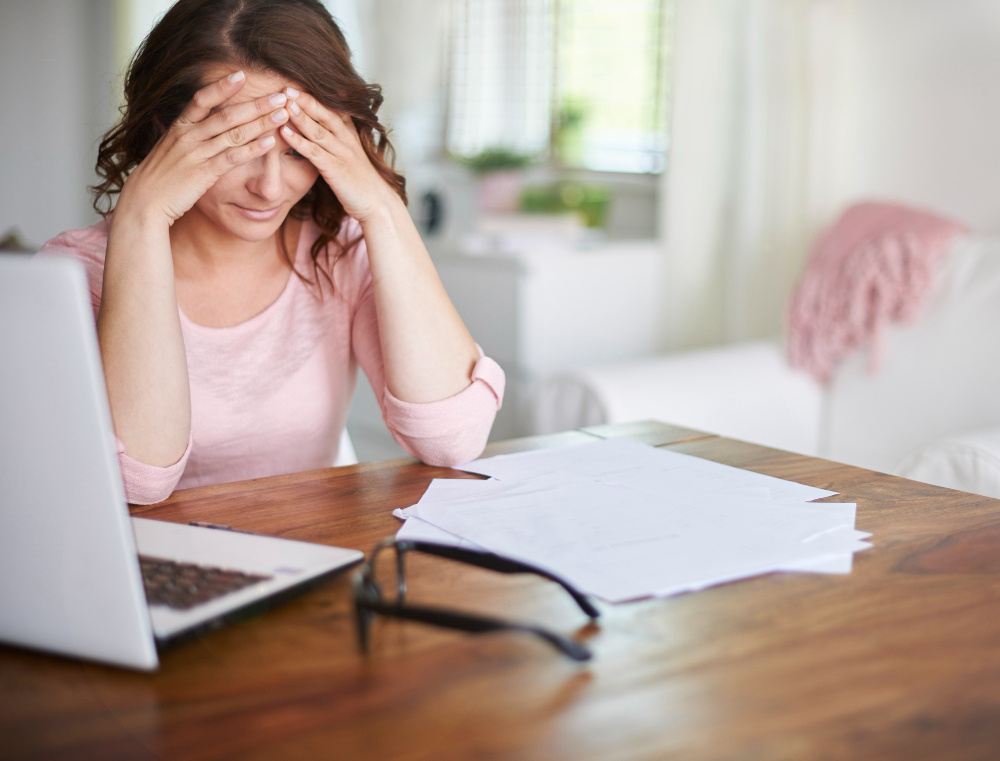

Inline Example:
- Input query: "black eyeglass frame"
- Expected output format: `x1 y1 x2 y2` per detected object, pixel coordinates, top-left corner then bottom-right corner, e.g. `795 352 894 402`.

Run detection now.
352 538 598 662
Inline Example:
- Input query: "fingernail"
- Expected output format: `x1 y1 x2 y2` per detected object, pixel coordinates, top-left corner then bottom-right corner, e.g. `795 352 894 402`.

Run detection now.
270 93 287 107
282 126 294 138
272 108 288 122
285 87 300 98
289 100 301 115
228 70 245 83
261 135 276 148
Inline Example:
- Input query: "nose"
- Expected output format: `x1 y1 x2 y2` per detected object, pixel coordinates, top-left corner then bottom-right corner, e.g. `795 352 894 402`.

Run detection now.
245 143 284 203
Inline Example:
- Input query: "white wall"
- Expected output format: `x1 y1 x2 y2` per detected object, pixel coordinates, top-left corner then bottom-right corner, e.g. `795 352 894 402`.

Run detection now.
0 0 119 248
840 0 1000 233
661 0 1000 351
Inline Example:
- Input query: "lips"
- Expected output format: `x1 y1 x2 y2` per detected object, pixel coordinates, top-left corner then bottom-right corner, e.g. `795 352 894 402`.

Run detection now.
233 204 283 222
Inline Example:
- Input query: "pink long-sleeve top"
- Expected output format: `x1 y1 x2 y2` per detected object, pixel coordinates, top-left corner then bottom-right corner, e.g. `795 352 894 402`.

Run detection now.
39 217 505 505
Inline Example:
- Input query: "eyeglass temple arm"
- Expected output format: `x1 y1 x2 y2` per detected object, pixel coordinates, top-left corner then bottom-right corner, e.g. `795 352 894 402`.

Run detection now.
361 599 592 662
398 540 600 619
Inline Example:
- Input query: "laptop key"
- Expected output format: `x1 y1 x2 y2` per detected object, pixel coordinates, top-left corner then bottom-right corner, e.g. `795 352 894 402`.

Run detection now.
139 556 272 611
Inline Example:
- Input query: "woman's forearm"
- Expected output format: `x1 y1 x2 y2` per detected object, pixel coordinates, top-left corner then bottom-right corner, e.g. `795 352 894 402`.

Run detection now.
278 89 478 403
360 194 479 403
97 201 191 467
94 70 284 468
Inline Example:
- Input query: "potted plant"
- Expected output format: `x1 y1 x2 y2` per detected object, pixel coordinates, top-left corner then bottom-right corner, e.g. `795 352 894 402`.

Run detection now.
456 147 535 213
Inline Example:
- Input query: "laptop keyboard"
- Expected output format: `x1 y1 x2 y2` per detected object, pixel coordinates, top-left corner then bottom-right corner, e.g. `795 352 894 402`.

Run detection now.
139 555 273 611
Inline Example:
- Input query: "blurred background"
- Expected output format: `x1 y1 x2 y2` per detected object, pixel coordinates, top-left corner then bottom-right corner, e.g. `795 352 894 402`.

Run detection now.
3 0 1000 461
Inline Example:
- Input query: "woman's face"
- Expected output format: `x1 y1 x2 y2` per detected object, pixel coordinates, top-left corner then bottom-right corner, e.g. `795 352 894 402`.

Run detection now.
189 64 320 243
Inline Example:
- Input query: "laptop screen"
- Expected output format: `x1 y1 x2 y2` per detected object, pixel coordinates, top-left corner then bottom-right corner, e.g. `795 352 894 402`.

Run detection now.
0 255 159 669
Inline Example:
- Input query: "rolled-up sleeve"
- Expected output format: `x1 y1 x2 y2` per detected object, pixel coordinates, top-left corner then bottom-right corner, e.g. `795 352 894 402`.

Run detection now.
379 351 505 466
115 434 192 505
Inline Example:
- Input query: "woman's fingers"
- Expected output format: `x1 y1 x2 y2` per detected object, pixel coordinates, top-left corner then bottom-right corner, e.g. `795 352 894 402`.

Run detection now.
284 89 356 142
204 92 287 136
282 93 363 168
177 79 290 157
176 70 247 125
192 92 288 144
280 94 389 222
279 124 323 163
212 133 277 172
206 101 289 154
285 101 335 151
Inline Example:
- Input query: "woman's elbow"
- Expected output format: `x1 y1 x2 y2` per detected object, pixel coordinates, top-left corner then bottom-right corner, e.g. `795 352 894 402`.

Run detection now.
402 416 496 468
123 478 178 506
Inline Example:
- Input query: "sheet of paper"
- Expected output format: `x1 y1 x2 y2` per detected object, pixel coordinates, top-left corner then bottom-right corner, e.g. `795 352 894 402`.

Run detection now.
415 476 862 602
395 514 488 550
394 442 869 602
462 438 837 502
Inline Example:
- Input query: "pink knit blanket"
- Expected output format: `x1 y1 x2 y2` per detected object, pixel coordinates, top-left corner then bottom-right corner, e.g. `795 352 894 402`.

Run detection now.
786 201 967 384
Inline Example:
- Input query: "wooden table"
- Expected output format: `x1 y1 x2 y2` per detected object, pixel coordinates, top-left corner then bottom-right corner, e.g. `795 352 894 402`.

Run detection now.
4 421 1000 760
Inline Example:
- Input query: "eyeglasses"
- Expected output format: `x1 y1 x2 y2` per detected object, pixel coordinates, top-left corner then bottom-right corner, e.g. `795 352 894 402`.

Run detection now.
352 538 599 662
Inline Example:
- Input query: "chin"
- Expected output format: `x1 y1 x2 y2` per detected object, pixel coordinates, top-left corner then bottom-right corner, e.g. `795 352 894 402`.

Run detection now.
234 223 284 242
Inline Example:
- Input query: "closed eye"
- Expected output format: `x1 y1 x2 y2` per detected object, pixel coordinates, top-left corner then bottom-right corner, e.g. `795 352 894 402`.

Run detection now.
285 148 306 160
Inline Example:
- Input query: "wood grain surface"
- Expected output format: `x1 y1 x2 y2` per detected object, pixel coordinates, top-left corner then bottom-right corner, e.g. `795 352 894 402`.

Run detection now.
3 421 1000 761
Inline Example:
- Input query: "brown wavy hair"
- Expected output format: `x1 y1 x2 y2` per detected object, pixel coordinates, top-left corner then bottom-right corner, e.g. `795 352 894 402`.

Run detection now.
92 0 406 284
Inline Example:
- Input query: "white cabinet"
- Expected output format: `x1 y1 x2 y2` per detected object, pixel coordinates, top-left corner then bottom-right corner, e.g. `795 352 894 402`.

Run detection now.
347 240 664 459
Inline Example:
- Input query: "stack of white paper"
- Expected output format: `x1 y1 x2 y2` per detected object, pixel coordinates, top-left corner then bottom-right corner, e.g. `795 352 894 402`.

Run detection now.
394 439 871 603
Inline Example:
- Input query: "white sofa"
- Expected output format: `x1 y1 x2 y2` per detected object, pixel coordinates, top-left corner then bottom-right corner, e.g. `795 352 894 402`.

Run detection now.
535 235 1000 498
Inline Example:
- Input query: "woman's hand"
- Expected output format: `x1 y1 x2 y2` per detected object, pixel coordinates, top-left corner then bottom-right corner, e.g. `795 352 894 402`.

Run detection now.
279 90 397 222
119 71 291 225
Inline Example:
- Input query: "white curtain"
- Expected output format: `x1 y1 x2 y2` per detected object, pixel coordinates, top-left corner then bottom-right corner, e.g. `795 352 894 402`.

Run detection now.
660 0 855 349
445 0 554 158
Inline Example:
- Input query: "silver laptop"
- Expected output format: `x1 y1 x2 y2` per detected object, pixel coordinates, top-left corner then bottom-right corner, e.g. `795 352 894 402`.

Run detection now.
0 254 363 670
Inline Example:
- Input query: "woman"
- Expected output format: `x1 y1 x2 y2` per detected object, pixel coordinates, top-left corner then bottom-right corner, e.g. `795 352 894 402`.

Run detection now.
40 0 504 504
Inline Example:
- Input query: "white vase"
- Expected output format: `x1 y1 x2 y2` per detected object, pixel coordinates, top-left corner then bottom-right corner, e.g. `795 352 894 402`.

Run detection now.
476 171 522 213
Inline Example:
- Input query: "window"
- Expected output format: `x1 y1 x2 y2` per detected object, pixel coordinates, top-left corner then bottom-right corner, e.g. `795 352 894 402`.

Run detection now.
446 0 672 174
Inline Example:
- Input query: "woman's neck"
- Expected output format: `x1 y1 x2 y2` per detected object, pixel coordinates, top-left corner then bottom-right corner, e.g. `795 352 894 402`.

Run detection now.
168 209 303 327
